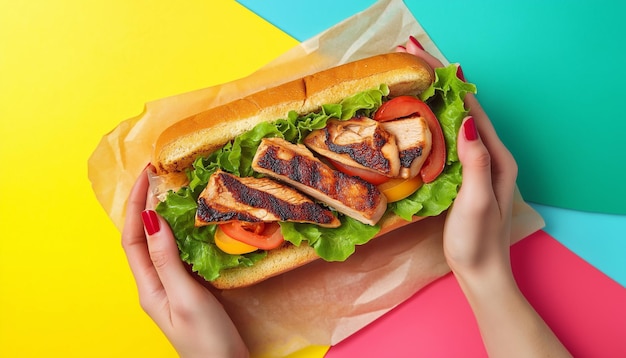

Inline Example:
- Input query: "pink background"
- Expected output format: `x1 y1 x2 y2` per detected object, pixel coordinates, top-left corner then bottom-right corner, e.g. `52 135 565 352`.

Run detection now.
327 230 626 357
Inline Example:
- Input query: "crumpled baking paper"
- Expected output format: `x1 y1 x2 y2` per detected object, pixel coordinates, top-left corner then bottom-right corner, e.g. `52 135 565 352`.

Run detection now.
88 0 545 356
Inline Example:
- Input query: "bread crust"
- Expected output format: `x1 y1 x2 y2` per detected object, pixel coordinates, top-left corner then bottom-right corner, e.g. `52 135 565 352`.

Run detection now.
154 52 436 289
210 213 426 290
153 52 434 174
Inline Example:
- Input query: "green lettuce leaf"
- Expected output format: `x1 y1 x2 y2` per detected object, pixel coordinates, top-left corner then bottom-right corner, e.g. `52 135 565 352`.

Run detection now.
280 216 380 261
390 162 463 220
155 186 267 281
339 84 389 119
420 64 477 164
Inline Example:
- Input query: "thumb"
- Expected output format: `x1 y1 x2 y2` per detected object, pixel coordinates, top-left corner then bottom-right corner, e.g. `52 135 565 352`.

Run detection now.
141 209 197 295
456 116 495 207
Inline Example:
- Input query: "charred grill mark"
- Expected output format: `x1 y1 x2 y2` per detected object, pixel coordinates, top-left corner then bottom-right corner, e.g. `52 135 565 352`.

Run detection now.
399 146 423 168
255 146 382 212
324 129 391 173
256 146 322 189
215 172 337 225
197 197 260 223
290 155 321 185
330 170 381 212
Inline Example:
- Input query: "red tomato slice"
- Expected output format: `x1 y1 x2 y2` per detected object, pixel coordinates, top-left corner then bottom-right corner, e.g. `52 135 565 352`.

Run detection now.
328 158 390 185
374 96 446 183
218 221 283 251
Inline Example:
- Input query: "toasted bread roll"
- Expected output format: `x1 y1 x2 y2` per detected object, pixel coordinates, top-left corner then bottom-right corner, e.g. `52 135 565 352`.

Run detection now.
152 52 436 289
154 52 434 175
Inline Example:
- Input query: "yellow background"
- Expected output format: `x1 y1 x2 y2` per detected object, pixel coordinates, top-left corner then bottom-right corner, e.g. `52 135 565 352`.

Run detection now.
0 1 326 356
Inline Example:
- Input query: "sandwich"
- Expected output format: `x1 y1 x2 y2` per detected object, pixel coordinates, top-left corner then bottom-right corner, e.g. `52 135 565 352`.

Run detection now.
151 52 476 289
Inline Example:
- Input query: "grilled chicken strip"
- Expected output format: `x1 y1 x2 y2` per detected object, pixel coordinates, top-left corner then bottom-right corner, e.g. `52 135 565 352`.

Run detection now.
381 116 432 179
252 137 387 226
303 117 400 178
196 169 340 228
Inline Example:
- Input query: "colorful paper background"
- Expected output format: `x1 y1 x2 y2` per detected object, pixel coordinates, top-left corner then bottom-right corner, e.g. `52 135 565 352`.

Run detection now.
0 1 296 357
1 0 624 357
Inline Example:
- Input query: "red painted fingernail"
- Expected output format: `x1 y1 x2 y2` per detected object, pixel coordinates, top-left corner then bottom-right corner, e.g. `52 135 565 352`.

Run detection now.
456 65 466 82
396 45 406 51
141 210 160 235
463 117 479 141
409 36 424 50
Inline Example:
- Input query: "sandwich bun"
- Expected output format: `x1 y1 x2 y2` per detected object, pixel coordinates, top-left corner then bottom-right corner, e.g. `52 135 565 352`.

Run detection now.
152 52 436 289
154 52 434 175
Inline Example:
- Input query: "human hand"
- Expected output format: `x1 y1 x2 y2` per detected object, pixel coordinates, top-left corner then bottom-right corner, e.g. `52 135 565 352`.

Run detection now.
121 167 249 358
443 98 518 280
398 36 518 279
398 36 571 357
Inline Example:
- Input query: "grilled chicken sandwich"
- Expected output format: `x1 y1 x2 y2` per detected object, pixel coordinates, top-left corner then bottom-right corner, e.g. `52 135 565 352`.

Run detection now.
152 52 476 289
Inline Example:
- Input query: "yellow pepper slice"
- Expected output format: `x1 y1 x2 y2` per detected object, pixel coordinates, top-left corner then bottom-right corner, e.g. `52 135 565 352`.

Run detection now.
378 176 423 202
214 226 258 255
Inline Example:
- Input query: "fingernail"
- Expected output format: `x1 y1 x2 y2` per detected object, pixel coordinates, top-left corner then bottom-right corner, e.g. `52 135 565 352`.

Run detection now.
463 117 479 141
456 65 466 82
409 36 424 50
141 210 160 235
396 45 406 52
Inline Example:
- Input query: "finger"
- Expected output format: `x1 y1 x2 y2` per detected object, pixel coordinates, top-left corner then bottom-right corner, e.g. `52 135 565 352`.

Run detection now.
144 167 160 211
121 168 166 313
142 209 199 304
402 35 445 69
456 116 497 211
464 94 518 210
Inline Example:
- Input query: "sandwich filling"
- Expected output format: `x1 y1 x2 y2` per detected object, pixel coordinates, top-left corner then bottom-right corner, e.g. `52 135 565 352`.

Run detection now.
155 64 476 282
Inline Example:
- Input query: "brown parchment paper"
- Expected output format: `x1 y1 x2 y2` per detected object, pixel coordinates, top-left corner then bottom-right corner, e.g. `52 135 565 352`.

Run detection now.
88 0 545 356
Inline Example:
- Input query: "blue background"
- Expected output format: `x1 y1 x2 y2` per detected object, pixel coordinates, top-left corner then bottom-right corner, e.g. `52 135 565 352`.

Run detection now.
238 0 625 286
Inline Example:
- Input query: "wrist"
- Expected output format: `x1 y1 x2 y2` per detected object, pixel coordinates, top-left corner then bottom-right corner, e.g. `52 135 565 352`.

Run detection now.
451 259 518 300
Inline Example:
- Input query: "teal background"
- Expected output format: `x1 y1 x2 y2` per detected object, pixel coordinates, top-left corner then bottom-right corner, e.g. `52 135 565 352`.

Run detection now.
239 0 626 215
238 0 625 286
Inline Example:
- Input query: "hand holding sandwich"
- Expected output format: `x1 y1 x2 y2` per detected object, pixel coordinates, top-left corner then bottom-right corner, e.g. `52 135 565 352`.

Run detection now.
401 36 571 357
120 37 570 357
122 167 249 358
